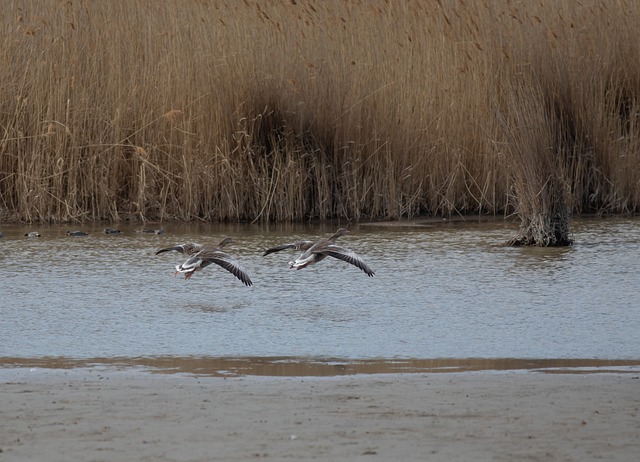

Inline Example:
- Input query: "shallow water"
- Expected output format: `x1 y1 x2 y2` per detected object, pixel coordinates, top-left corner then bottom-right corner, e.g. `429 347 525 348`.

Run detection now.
1 217 639 373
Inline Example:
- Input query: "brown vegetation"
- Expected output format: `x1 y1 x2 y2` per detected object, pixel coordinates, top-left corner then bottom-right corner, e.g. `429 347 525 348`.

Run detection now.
0 1 638 242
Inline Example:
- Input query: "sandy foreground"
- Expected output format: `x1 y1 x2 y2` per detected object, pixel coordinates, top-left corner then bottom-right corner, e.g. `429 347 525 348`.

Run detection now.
1 368 639 462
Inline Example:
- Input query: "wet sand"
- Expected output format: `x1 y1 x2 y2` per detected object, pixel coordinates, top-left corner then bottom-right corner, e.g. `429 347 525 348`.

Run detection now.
1 368 639 462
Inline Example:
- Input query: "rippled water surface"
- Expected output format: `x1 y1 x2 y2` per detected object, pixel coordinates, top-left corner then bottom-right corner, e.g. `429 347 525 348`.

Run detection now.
1 218 639 364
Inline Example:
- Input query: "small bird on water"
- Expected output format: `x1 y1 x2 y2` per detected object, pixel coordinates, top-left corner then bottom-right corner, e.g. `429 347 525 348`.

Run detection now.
156 238 253 286
263 228 375 277
139 227 165 235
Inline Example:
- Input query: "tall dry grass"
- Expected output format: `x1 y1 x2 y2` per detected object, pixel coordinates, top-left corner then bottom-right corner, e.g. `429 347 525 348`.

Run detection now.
0 0 639 224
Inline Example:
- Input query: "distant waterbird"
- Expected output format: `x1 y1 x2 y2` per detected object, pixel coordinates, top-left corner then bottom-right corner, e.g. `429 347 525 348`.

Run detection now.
66 230 88 236
104 227 122 234
24 231 41 238
263 228 375 277
138 227 165 235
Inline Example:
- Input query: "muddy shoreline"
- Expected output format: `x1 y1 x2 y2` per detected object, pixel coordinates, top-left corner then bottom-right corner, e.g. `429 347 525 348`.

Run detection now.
2 368 638 461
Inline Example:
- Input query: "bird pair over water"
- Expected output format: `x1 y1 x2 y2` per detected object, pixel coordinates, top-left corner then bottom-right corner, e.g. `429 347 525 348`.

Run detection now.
155 228 375 287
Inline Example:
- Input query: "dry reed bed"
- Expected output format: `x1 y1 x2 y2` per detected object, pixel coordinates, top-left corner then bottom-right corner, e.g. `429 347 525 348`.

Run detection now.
0 0 638 223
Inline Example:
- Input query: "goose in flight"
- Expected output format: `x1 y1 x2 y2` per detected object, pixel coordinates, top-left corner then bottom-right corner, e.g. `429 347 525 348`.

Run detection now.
263 228 375 277
159 237 253 286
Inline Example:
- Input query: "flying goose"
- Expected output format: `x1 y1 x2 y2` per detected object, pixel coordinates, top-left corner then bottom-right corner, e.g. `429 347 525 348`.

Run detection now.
164 237 253 286
263 228 375 277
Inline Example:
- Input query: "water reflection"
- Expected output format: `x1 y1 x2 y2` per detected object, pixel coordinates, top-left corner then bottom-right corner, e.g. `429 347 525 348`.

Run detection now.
0 217 639 362
182 303 241 314
1 356 639 377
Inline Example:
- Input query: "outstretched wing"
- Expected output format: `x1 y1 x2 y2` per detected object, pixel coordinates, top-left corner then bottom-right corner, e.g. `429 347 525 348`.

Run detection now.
322 245 375 277
156 242 202 256
262 240 314 257
200 250 253 286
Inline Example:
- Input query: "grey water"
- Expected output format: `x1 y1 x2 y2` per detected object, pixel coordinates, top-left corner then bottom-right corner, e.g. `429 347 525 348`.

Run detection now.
1 217 639 370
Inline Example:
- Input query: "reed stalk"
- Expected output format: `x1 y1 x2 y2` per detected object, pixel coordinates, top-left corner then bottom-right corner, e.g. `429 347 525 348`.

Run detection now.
0 0 638 235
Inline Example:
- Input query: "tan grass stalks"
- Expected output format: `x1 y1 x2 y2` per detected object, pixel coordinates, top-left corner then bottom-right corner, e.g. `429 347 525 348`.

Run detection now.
0 0 638 227
498 82 573 246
